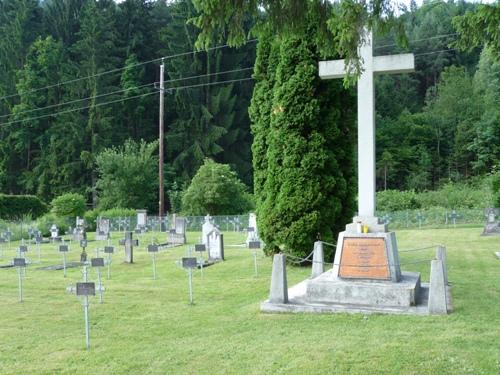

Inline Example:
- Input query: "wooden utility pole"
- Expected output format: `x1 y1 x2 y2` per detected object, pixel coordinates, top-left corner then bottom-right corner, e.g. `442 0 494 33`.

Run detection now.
159 58 165 217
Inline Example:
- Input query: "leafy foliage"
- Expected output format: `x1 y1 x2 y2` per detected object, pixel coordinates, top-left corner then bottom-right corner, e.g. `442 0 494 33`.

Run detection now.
0 194 48 220
181 159 253 215
252 22 355 259
95 139 158 212
50 193 86 218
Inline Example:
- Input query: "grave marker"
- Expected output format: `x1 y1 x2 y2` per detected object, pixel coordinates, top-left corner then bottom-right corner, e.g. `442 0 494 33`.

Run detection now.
119 232 138 263
91 258 105 303
59 244 69 278
182 257 197 304
104 246 114 279
167 216 187 245
66 264 103 350
95 217 111 241
148 244 159 280
207 228 224 261
13 258 26 302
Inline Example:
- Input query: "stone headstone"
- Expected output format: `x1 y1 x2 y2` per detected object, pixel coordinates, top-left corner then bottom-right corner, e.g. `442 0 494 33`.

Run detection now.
120 232 137 263
207 228 224 261
50 224 59 239
136 210 147 232
482 208 500 236
167 216 186 245
95 217 110 241
246 213 259 245
73 217 86 242
202 214 215 246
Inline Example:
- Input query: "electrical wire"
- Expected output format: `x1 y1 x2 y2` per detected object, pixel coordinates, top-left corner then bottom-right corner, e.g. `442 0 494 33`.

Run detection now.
0 39 257 102
374 33 458 50
1 67 254 120
0 76 254 127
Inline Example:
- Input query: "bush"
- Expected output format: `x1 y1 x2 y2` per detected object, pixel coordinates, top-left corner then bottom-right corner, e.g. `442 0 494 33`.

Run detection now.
492 173 500 207
417 183 490 209
35 213 70 236
377 190 420 211
0 194 48 220
99 208 136 218
84 209 100 231
51 193 86 218
181 159 253 215
95 139 158 212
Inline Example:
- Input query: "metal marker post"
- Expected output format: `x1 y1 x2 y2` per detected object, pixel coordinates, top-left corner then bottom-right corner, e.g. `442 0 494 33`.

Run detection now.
182 257 197 305
148 244 158 280
195 244 206 280
253 250 258 276
91 258 105 303
59 244 69 278
83 294 90 350
187 267 193 304
104 246 114 280
13 258 26 302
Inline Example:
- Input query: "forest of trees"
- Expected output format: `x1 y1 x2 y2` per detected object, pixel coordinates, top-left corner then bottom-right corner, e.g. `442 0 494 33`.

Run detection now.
0 0 498 213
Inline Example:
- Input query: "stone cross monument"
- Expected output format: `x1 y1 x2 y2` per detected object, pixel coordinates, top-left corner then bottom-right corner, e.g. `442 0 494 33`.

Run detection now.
319 30 414 227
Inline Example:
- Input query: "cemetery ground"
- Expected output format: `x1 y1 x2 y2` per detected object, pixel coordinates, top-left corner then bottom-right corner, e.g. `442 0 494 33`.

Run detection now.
0 228 499 374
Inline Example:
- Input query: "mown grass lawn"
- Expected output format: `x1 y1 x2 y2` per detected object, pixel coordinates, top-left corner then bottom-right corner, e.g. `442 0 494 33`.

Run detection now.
0 227 499 374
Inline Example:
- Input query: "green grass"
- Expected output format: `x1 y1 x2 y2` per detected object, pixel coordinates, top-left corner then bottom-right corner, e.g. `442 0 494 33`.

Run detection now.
0 228 499 374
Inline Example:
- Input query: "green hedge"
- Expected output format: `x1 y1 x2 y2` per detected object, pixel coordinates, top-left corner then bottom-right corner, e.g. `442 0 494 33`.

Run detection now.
0 194 48 220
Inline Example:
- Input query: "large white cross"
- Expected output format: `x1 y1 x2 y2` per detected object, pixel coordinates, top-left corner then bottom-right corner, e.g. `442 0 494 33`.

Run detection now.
319 31 414 218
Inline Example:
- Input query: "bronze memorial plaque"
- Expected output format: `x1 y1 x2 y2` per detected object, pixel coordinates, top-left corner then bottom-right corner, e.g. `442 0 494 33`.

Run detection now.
339 237 389 280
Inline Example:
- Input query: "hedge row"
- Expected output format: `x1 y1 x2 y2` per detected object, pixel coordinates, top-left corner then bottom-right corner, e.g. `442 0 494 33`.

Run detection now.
0 194 49 220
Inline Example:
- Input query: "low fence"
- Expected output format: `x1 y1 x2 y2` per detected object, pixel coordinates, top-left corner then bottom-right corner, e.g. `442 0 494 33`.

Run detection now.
375 208 486 229
0 208 489 242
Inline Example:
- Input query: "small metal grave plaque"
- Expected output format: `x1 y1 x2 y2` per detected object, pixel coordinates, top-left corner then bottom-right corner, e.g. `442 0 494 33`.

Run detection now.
104 246 114 254
76 282 95 296
80 239 87 248
182 257 197 269
339 237 389 280
19 245 28 253
148 244 158 253
91 258 104 267
195 244 206 252
59 245 69 252
247 227 255 232
249 241 261 249
13 258 26 267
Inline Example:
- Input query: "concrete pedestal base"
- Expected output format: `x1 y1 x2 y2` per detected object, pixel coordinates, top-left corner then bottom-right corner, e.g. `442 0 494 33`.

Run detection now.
261 276 452 315
306 270 421 307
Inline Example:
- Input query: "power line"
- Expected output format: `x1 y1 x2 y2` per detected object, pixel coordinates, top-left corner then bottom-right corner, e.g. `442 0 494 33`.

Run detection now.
0 76 254 127
415 48 458 57
374 33 458 50
1 67 254 120
0 82 156 119
0 39 258 102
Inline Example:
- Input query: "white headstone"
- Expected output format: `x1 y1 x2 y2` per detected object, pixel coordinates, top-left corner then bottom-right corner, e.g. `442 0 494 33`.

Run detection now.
202 215 215 246
247 213 259 244
207 228 224 261
136 210 147 228
50 224 59 239
319 30 415 220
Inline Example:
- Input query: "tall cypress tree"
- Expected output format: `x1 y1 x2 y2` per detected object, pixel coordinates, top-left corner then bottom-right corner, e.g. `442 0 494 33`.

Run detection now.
252 21 355 259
